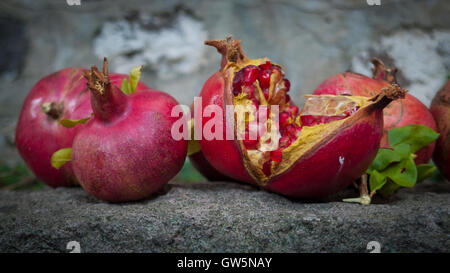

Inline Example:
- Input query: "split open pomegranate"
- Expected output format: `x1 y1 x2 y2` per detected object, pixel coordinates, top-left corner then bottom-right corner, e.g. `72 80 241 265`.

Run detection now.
197 37 406 198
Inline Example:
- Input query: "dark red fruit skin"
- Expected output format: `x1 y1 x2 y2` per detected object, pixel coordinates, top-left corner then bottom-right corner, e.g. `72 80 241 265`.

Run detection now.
266 111 383 197
314 72 437 164
198 71 390 198
189 151 235 181
430 80 450 181
198 72 255 184
72 72 187 202
15 67 149 188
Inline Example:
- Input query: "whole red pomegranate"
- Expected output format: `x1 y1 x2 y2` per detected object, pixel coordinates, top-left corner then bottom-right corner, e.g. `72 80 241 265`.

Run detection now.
189 150 235 181
195 37 405 198
314 58 437 164
430 80 450 181
15 67 149 188
71 59 187 202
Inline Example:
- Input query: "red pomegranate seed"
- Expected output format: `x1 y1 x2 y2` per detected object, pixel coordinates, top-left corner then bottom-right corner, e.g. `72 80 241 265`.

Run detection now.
262 160 272 176
243 85 255 98
244 65 260 85
242 132 258 150
284 124 297 138
270 149 283 162
286 105 299 117
284 79 291 92
233 69 245 96
263 89 269 100
280 111 291 127
259 61 272 71
259 70 272 89
279 136 290 148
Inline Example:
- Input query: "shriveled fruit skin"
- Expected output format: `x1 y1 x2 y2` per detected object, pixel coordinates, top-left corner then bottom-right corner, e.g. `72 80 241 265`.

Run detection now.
72 62 187 202
430 80 450 181
314 72 437 164
15 67 149 188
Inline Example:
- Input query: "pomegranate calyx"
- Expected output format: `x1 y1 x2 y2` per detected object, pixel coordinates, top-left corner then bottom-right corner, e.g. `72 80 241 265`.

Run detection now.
369 83 407 109
84 57 110 95
41 101 64 120
83 57 128 121
371 58 398 84
205 36 248 69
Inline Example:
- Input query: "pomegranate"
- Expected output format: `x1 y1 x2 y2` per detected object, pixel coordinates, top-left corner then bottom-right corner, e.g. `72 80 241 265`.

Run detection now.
71 59 187 202
314 58 438 164
195 37 405 198
15 67 149 188
430 80 450 181
189 150 235 181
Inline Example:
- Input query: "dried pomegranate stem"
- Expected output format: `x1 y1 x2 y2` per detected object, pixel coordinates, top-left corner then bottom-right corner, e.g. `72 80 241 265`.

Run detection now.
205 36 248 69
84 57 110 95
369 83 407 110
83 57 127 121
371 58 398 84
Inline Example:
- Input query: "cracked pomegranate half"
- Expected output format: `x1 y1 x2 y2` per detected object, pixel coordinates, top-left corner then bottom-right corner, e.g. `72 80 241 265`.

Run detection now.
196 37 406 198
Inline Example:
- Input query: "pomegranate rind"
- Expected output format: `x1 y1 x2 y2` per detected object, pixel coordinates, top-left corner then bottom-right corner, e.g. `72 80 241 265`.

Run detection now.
430 80 450 181
198 37 406 197
314 71 437 164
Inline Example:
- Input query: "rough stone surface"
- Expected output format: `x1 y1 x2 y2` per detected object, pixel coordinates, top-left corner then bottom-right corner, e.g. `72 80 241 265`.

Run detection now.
0 181 449 253
1 0 450 165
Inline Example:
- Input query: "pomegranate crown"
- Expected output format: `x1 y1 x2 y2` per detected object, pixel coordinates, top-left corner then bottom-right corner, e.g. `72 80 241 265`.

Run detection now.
371 58 398 84
84 57 110 95
205 36 249 69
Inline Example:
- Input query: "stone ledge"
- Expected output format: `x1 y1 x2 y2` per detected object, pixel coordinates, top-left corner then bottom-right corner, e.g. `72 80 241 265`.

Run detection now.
0 181 449 253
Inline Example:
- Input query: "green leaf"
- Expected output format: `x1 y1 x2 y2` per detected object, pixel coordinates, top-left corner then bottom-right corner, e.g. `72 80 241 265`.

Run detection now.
416 164 436 183
120 78 132 95
368 169 387 192
120 65 143 95
129 65 143 93
51 148 72 169
388 125 439 154
369 143 411 171
383 156 417 187
59 113 93 128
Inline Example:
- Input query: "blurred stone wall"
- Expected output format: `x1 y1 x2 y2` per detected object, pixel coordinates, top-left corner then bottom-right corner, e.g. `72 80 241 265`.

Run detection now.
0 0 449 164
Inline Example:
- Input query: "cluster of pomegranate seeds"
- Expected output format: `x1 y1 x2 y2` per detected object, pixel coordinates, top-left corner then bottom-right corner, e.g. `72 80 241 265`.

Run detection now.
233 61 300 176
270 149 283 162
